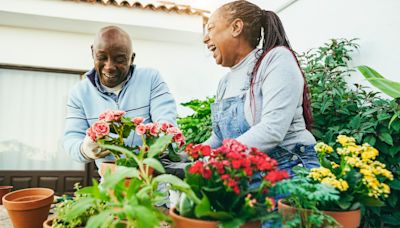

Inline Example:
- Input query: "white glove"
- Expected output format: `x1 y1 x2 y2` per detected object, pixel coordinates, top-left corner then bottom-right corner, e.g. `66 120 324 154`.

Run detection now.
80 136 111 160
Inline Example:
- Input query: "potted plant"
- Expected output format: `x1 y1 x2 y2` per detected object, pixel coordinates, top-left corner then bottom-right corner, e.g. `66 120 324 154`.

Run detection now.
307 135 394 227
46 137 192 228
170 139 289 228
271 167 340 228
86 109 185 176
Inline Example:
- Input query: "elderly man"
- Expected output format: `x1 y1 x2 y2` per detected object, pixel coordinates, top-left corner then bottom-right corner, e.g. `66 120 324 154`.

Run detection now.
63 26 178 169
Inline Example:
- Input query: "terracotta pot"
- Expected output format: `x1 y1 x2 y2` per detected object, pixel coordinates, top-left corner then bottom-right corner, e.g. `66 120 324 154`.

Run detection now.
169 207 261 228
42 217 53 228
324 209 360 228
0 185 13 205
3 187 54 228
278 200 360 228
100 161 153 177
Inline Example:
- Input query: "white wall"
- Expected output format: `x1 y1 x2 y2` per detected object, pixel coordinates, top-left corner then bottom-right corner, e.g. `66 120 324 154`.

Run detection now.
278 0 400 85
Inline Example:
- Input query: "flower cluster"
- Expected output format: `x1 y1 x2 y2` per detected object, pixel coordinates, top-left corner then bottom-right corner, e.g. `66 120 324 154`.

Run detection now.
310 135 393 210
185 139 288 195
179 139 288 226
86 110 185 162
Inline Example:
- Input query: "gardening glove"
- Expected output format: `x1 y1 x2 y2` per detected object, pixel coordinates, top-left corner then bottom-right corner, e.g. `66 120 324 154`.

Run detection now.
80 135 111 160
160 156 191 179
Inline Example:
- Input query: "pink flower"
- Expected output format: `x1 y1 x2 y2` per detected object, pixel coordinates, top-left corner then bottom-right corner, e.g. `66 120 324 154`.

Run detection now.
166 127 179 135
132 117 145 125
104 112 115 122
160 122 173 132
112 110 126 121
91 121 110 139
149 123 159 136
136 124 147 135
86 127 97 141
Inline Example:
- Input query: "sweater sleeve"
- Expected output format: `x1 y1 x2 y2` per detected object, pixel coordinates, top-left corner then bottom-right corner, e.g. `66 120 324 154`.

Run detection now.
149 70 178 126
63 86 91 163
236 47 304 152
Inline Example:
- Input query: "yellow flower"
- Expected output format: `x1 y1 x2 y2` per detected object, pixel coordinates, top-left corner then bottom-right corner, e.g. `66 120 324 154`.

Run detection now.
331 162 340 169
314 142 334 154
321 177 349 192
337 135 356 146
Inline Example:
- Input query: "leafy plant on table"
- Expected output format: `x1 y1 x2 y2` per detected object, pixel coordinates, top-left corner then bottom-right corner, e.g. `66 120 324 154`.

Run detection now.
53 127 193 227
271 167 340 228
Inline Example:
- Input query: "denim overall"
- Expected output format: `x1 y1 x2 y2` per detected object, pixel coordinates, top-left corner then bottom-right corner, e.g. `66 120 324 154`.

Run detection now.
211 92 319 175
211 91 319 227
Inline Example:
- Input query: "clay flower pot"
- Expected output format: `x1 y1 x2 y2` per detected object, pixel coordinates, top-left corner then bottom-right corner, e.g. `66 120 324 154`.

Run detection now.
3 188 54 228
169 207 261 228
278 200 360 228
0 186 13 205
42 217 53 228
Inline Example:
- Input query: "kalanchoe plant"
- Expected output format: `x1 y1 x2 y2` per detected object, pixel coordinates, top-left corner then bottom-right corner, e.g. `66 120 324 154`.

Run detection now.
52 137 193 228
310 135 394 211
176 139 289 227
86 110 185 167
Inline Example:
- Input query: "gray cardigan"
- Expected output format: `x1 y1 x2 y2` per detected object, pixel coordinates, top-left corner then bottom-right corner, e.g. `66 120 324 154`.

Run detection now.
205 47 316 152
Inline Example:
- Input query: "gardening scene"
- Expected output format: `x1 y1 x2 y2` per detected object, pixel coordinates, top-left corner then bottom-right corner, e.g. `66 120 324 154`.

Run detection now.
0 0 399 227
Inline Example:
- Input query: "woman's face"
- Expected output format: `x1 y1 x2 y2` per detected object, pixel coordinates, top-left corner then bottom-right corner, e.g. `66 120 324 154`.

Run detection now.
203 9 239 67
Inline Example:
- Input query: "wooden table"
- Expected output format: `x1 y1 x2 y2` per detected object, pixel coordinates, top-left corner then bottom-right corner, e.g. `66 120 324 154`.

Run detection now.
0 205 12 228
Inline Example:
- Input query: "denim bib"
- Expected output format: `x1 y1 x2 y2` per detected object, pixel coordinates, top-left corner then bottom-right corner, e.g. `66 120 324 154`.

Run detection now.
211 92 319 177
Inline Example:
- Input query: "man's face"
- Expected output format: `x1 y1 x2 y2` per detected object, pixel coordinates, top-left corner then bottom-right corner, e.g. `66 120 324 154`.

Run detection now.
92 33 133 88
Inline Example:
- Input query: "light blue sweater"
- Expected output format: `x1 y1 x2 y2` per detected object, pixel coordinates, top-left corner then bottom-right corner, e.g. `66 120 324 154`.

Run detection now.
206 47 316 152
63 65 177 166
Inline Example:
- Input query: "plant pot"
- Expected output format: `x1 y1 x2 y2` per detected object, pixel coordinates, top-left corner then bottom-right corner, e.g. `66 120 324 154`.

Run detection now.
42 217 53 228
3 187 54 228
278 200 359 228
0 186 13 205
324 209 360 228
169 207 261 228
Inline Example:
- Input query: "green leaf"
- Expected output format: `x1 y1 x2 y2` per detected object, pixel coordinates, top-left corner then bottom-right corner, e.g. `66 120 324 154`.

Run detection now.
359 196 384 207
86 210 114 228
388 113 399 129
148 135 173 158
102 166 139 189
63 197 96 222
378 132 393 145
363 135 376 146
357 65 400 98
390 179 400 190
126 205 160 228
177 193 195 217
194 194 232 220
143 158 165 173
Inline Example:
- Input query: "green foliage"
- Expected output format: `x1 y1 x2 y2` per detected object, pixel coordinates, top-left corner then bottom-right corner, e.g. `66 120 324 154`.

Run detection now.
299 38 400 227
54 137 192 227
178 97 214 144
358 65 400 99
271 167 340 228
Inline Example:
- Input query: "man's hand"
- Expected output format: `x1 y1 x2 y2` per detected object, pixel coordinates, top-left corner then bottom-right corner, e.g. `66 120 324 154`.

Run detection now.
80 136 111 160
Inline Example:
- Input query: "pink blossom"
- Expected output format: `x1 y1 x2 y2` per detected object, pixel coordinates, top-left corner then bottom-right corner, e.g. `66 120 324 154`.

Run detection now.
149 123 159 136
91 121 110 139
136 124 147 135
86 127 97 141
112 110 126 121
132 116 145 125
160 122 173 132
166 127 179 135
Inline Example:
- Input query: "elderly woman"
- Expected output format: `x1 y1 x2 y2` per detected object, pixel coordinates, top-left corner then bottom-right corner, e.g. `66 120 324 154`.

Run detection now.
203 0 319 176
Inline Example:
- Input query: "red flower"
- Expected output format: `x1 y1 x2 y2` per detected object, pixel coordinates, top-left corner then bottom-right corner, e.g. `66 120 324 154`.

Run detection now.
264 170 289 183
202 168 212 179
201 145 211 156
232 160 241 169
189 161 204 174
